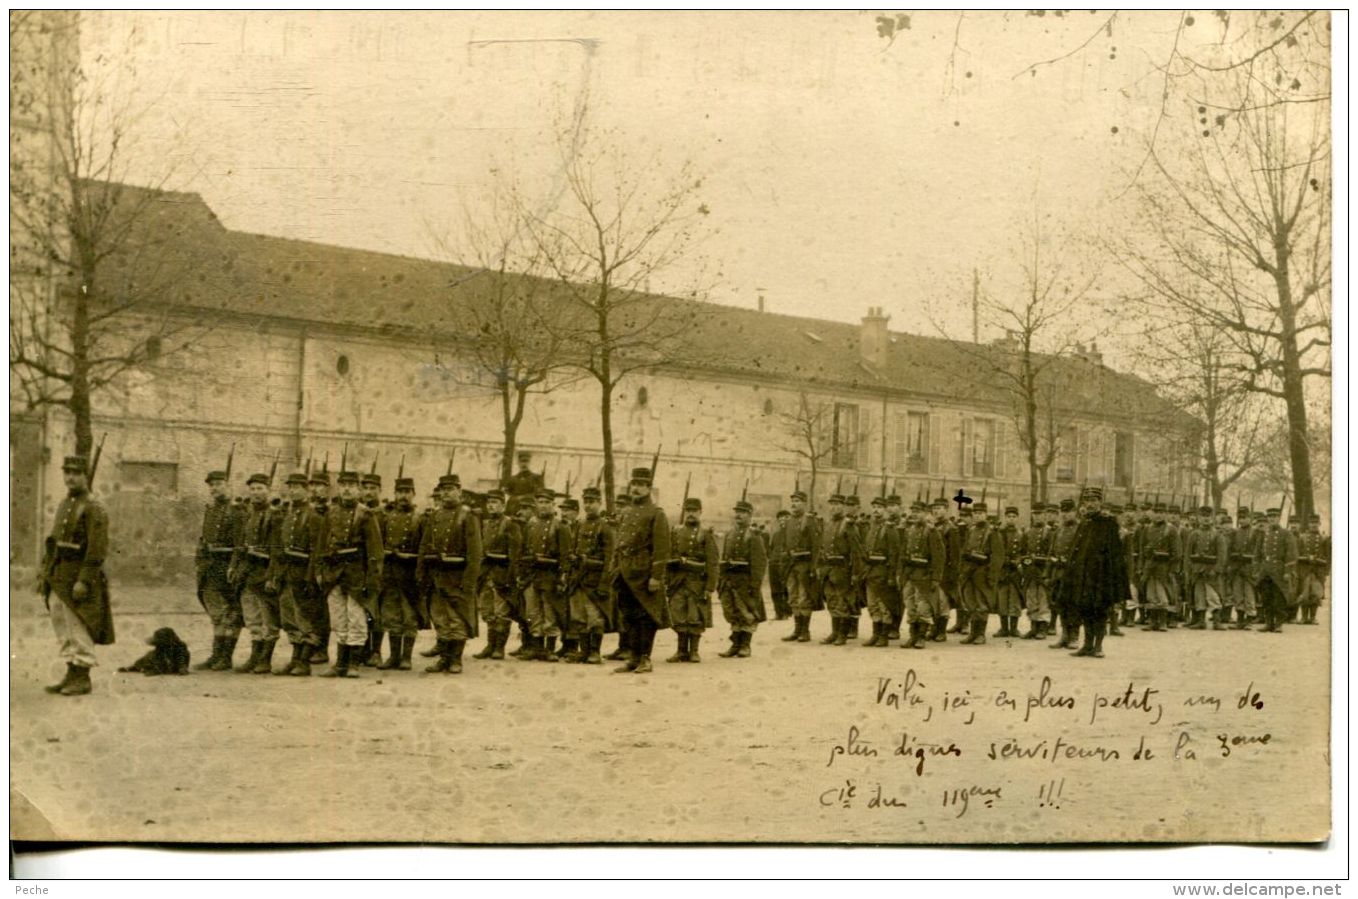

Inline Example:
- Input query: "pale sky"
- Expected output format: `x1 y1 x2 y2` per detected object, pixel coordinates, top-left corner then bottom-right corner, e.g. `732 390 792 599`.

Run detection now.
86 10 1205 346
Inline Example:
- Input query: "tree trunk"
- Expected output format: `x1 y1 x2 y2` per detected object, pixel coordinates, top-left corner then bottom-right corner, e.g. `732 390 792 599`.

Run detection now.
1273 263 1315 518
600 378 615 510
70 272 93 458
499 382 516 485
1036 464 1050 504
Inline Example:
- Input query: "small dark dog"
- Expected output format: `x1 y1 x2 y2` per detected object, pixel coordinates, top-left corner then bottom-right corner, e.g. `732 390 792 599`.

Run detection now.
118 627 191 676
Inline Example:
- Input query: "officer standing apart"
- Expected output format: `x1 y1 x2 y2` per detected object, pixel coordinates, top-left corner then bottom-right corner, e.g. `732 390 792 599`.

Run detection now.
611 467 671 674
39 454 115 696
1057 486 1131 659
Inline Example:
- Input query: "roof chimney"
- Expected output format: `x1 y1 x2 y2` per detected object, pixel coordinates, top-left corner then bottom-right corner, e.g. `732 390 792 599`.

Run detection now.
860 306 890 370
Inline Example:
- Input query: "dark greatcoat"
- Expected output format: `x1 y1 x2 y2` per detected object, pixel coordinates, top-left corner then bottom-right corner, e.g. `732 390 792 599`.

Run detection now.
42 490 116 645
611 495 672 627
1057 511 1131 624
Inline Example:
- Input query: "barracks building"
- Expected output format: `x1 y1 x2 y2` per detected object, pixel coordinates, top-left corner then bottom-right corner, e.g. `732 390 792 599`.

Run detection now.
9 181 1201 582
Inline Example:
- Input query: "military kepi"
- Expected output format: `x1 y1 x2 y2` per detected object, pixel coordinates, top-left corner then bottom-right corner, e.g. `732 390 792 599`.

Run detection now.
62 455 88 473
629 467 652 484
205 470 228 484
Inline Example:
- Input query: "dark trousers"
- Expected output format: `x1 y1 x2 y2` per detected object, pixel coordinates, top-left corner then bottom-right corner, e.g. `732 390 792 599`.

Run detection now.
617 579 659 657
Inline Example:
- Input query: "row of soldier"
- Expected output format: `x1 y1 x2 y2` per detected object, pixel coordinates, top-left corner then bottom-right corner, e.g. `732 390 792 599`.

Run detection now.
35 448 1330 696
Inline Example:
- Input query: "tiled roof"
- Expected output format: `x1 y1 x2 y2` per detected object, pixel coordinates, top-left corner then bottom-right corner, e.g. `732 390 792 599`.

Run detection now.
101 182 1194 429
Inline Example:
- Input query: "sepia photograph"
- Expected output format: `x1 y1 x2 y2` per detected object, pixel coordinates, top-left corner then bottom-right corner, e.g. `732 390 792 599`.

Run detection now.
8 7 1342 875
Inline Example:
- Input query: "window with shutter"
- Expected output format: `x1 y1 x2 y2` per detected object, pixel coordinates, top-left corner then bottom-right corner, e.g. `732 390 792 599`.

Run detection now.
995 419 1008 479
972 418 995 479
1075 428 1089 483
1116 431 1135 489
904 411 928 474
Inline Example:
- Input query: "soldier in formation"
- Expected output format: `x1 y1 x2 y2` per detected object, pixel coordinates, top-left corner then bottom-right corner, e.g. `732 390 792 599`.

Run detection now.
71 449 1330 696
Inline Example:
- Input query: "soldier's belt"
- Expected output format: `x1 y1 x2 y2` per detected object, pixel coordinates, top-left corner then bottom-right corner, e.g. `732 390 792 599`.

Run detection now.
904 557 931 569
1152 551 1172 561
866 554 888 564
331 547 360 558
1189 555 1217 564
679 558 707 572
483 553 510 567
207 545 235 555
1298 556 1322 566
721 560 750 572
53 542 84 559
963 551 990 564
248 548 274 562
385 551 419 561
582 558 605 570
424 554 468 568
789 550 812 561
283 549 310 562
533 556 559 570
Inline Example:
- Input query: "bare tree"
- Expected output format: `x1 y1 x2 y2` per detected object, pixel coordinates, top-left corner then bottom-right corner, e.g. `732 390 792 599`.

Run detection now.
429 191 578 484
514 111 712 507
1130 314 1269 509
932 206 1101 505
769 392 845 513
1118 57 1331 518
10 12 205 457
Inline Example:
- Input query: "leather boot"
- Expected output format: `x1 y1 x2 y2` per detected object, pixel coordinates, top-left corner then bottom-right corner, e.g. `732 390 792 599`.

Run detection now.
584 632 603 664
235 640 263 674
819 617 839 645
783 617 803 641
613 653 641 673
420 636 445 657
632 653 653 673
796 615 811 642
1092 632 1105 658
844 617 859 640
971 616 987 645
194 636 224 671
719 633 740 658
1008 616 1020 637
210 634 238 671
364 630 385 666
886 614 902 641
447 640 465 674
310 641 330 664
60 665 92 696
949 612 966 633
900 621 917 649
1050 623 1075 648
1150 609 1167 632
687 634 702 662
605 631 630 660
993 616 1008 638
379 633 405 669
1033 620 1049 640
46 663 78 694
560 637 581 663
472 629 497 660
667 632 690 663
274 642 301 675
399 635 415 669
831 618 847 646
1188 609 1206 630
320 644 357 678
933 616 948 642
515 635 540 662
543 636 560 662
426 642 454 673
1108 615 1123 636
1211 610 1228 631
252 640 277 674
1072 631 1095 657
737 631 752 657
291 643 313 676
491 628 509 660
862 621 880 647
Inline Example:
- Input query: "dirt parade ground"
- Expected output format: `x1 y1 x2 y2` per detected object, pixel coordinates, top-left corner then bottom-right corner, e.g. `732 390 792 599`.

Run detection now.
10 584 1331 845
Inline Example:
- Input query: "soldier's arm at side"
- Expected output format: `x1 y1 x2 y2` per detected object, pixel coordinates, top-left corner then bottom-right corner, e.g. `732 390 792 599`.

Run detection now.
703 529 720 593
